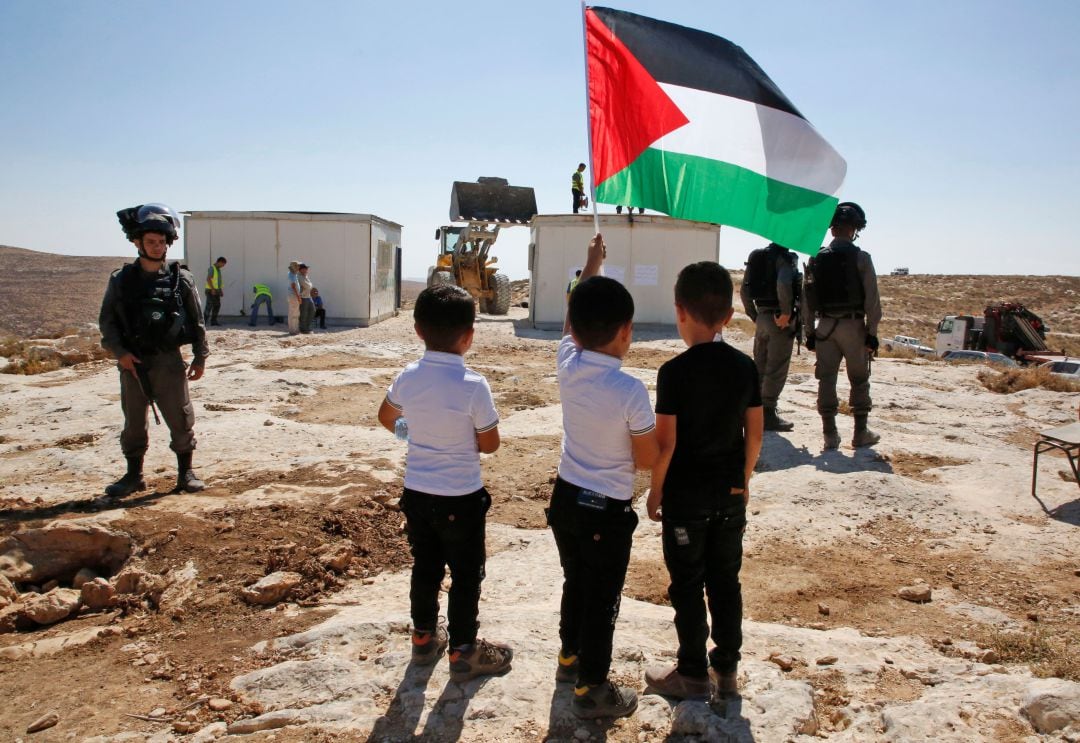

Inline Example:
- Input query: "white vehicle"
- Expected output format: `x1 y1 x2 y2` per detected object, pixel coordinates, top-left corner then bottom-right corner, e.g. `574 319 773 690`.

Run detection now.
882 334 934 356
1041 359 1080 381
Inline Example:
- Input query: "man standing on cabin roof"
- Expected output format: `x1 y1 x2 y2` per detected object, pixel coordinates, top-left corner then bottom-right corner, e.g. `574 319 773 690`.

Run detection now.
740 243 801 431
803 202 882 450
99 203 209 497
572 163 586 214
204 256 226 326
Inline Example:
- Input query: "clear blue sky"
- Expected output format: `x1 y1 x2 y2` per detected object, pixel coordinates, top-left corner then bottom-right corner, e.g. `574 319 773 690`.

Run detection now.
2 0 1078 279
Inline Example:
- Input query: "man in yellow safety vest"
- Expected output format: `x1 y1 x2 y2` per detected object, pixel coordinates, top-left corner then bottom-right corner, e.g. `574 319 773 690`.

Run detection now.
249 283 276 327
204 256 227 326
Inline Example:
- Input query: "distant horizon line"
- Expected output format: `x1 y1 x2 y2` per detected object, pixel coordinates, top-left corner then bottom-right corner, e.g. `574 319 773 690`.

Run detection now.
1 243 1076 279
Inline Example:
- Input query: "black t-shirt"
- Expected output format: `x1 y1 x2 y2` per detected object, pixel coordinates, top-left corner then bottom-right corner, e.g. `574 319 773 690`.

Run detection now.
655 341 761 512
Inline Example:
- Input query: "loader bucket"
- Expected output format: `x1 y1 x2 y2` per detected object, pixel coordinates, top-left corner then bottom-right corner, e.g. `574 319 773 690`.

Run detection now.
450 179 537 224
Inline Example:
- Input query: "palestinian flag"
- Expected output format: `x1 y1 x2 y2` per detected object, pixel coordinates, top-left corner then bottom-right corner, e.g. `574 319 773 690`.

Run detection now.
586 7 846 255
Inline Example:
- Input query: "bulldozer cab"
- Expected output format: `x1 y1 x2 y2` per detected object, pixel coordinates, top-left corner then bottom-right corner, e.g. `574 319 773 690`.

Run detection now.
427 178 536 315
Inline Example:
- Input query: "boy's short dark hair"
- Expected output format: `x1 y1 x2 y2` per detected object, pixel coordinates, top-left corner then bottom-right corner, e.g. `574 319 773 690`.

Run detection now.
414 285 475 351
675 262 733 326
568 276 634 349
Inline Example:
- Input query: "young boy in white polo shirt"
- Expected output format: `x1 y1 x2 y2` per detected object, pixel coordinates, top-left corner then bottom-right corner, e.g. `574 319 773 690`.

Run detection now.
377 285 513 682
549 234 659 719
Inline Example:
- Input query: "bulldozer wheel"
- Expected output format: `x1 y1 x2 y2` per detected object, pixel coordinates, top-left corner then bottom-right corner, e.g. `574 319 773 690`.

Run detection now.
492 273 511 315
430 271 456 289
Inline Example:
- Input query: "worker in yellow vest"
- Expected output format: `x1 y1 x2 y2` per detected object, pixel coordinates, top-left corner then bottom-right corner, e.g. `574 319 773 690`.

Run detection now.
248 283 276 327
204 256 227 326
572 163 586 214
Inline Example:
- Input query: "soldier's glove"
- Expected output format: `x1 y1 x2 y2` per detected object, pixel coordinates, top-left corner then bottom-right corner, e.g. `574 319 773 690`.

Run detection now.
805 335 816 352
866 334 880 352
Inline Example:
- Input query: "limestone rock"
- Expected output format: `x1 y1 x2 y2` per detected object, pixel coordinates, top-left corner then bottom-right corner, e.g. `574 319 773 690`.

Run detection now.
0 605 19 634
161 560 199 609
190 722 228 742
898 583 932 603
227 709 307 734
317 543 353 573
72 567 98 589
207 697 233 712
0 520 132 584
240 572 303 606
767 652 796 671
26 711 59 733
80 577 117 612
0 574 17 607
21 588 80 626
1022 678 1080 733
112 566 166 606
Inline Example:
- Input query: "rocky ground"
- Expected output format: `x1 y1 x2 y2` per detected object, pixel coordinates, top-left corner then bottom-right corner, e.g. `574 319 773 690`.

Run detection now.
0 248 1079 741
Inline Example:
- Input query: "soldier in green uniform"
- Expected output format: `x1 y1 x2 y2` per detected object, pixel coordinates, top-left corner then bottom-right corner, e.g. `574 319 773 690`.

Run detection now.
740 243 800 431
99 204 210 496
804 202 882 450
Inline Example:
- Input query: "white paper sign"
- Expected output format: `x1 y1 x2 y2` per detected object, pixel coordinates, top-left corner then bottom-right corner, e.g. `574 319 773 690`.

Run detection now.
604 265 626 283
633 264 658 286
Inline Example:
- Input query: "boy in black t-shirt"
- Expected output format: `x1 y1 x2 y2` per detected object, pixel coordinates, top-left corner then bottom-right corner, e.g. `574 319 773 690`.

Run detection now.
644 262 764 701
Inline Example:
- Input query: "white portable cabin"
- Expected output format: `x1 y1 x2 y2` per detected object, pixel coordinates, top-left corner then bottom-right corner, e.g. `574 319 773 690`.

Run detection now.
182 211 402 327
528 214 722 329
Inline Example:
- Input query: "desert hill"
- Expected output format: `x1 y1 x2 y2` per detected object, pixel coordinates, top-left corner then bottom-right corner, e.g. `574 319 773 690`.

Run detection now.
3 245 1077 356
0 245 127 339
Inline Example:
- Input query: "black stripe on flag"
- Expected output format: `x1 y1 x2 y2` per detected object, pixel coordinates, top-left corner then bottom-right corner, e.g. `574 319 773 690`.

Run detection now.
590 7 804 120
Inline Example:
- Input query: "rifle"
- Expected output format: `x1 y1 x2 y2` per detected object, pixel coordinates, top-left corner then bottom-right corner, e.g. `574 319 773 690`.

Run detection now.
792 303 803 356
132 364 162 425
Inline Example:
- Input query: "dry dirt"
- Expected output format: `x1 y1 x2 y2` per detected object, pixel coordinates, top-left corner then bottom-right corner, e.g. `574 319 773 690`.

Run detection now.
0 247 1077 741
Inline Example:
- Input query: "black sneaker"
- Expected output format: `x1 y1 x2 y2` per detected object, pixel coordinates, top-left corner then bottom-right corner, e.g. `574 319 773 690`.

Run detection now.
410 626 448 665
448 638 513 682
555 650 579 683
572 681 638 719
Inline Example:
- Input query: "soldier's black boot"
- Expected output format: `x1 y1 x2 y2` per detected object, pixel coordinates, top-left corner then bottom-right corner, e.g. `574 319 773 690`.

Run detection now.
852 415 881 448
822 416 841 450
763 407 795 432
105 457 145 497
176 452 205 493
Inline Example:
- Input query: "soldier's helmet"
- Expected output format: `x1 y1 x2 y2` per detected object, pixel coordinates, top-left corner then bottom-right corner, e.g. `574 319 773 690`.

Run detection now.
831 202 867 231
117 203 181 245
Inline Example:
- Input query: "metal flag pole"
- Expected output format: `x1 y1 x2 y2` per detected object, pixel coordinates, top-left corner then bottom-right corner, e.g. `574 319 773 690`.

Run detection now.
580 0 600 236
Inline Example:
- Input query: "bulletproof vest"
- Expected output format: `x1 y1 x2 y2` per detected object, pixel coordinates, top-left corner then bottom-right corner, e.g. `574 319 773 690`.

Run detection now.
117 263 191 353
807 247 864 314
743 244 796 308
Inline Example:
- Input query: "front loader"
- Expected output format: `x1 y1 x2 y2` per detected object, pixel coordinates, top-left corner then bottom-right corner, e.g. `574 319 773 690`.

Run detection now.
427 177 537 315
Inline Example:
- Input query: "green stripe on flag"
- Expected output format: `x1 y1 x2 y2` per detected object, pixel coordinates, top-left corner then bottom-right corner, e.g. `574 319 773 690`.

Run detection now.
596 148 837 256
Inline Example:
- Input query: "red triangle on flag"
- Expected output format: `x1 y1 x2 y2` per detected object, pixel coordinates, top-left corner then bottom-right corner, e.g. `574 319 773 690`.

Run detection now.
586 8 689 185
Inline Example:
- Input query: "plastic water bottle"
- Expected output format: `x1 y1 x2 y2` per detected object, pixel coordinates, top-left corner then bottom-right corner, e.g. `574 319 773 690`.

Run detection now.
394 417 409 441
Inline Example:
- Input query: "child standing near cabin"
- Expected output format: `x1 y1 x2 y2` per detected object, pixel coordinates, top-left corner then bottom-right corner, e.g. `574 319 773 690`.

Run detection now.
645 262 763 700
377 284 513 681
549 234 659 718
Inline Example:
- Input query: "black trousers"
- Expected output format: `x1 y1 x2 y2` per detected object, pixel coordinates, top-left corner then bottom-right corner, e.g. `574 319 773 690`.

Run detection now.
572 189 584 214
203 292 221 324
662 496 746 677
401 487 490 648
314 307 326 329
547 476 637 687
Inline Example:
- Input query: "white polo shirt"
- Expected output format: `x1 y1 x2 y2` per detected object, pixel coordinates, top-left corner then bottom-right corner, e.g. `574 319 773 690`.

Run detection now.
385 351 499 496
557 336 655 500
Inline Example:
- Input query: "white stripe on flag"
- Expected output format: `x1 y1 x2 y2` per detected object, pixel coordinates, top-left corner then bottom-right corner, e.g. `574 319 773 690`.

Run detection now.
656 83 847 196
